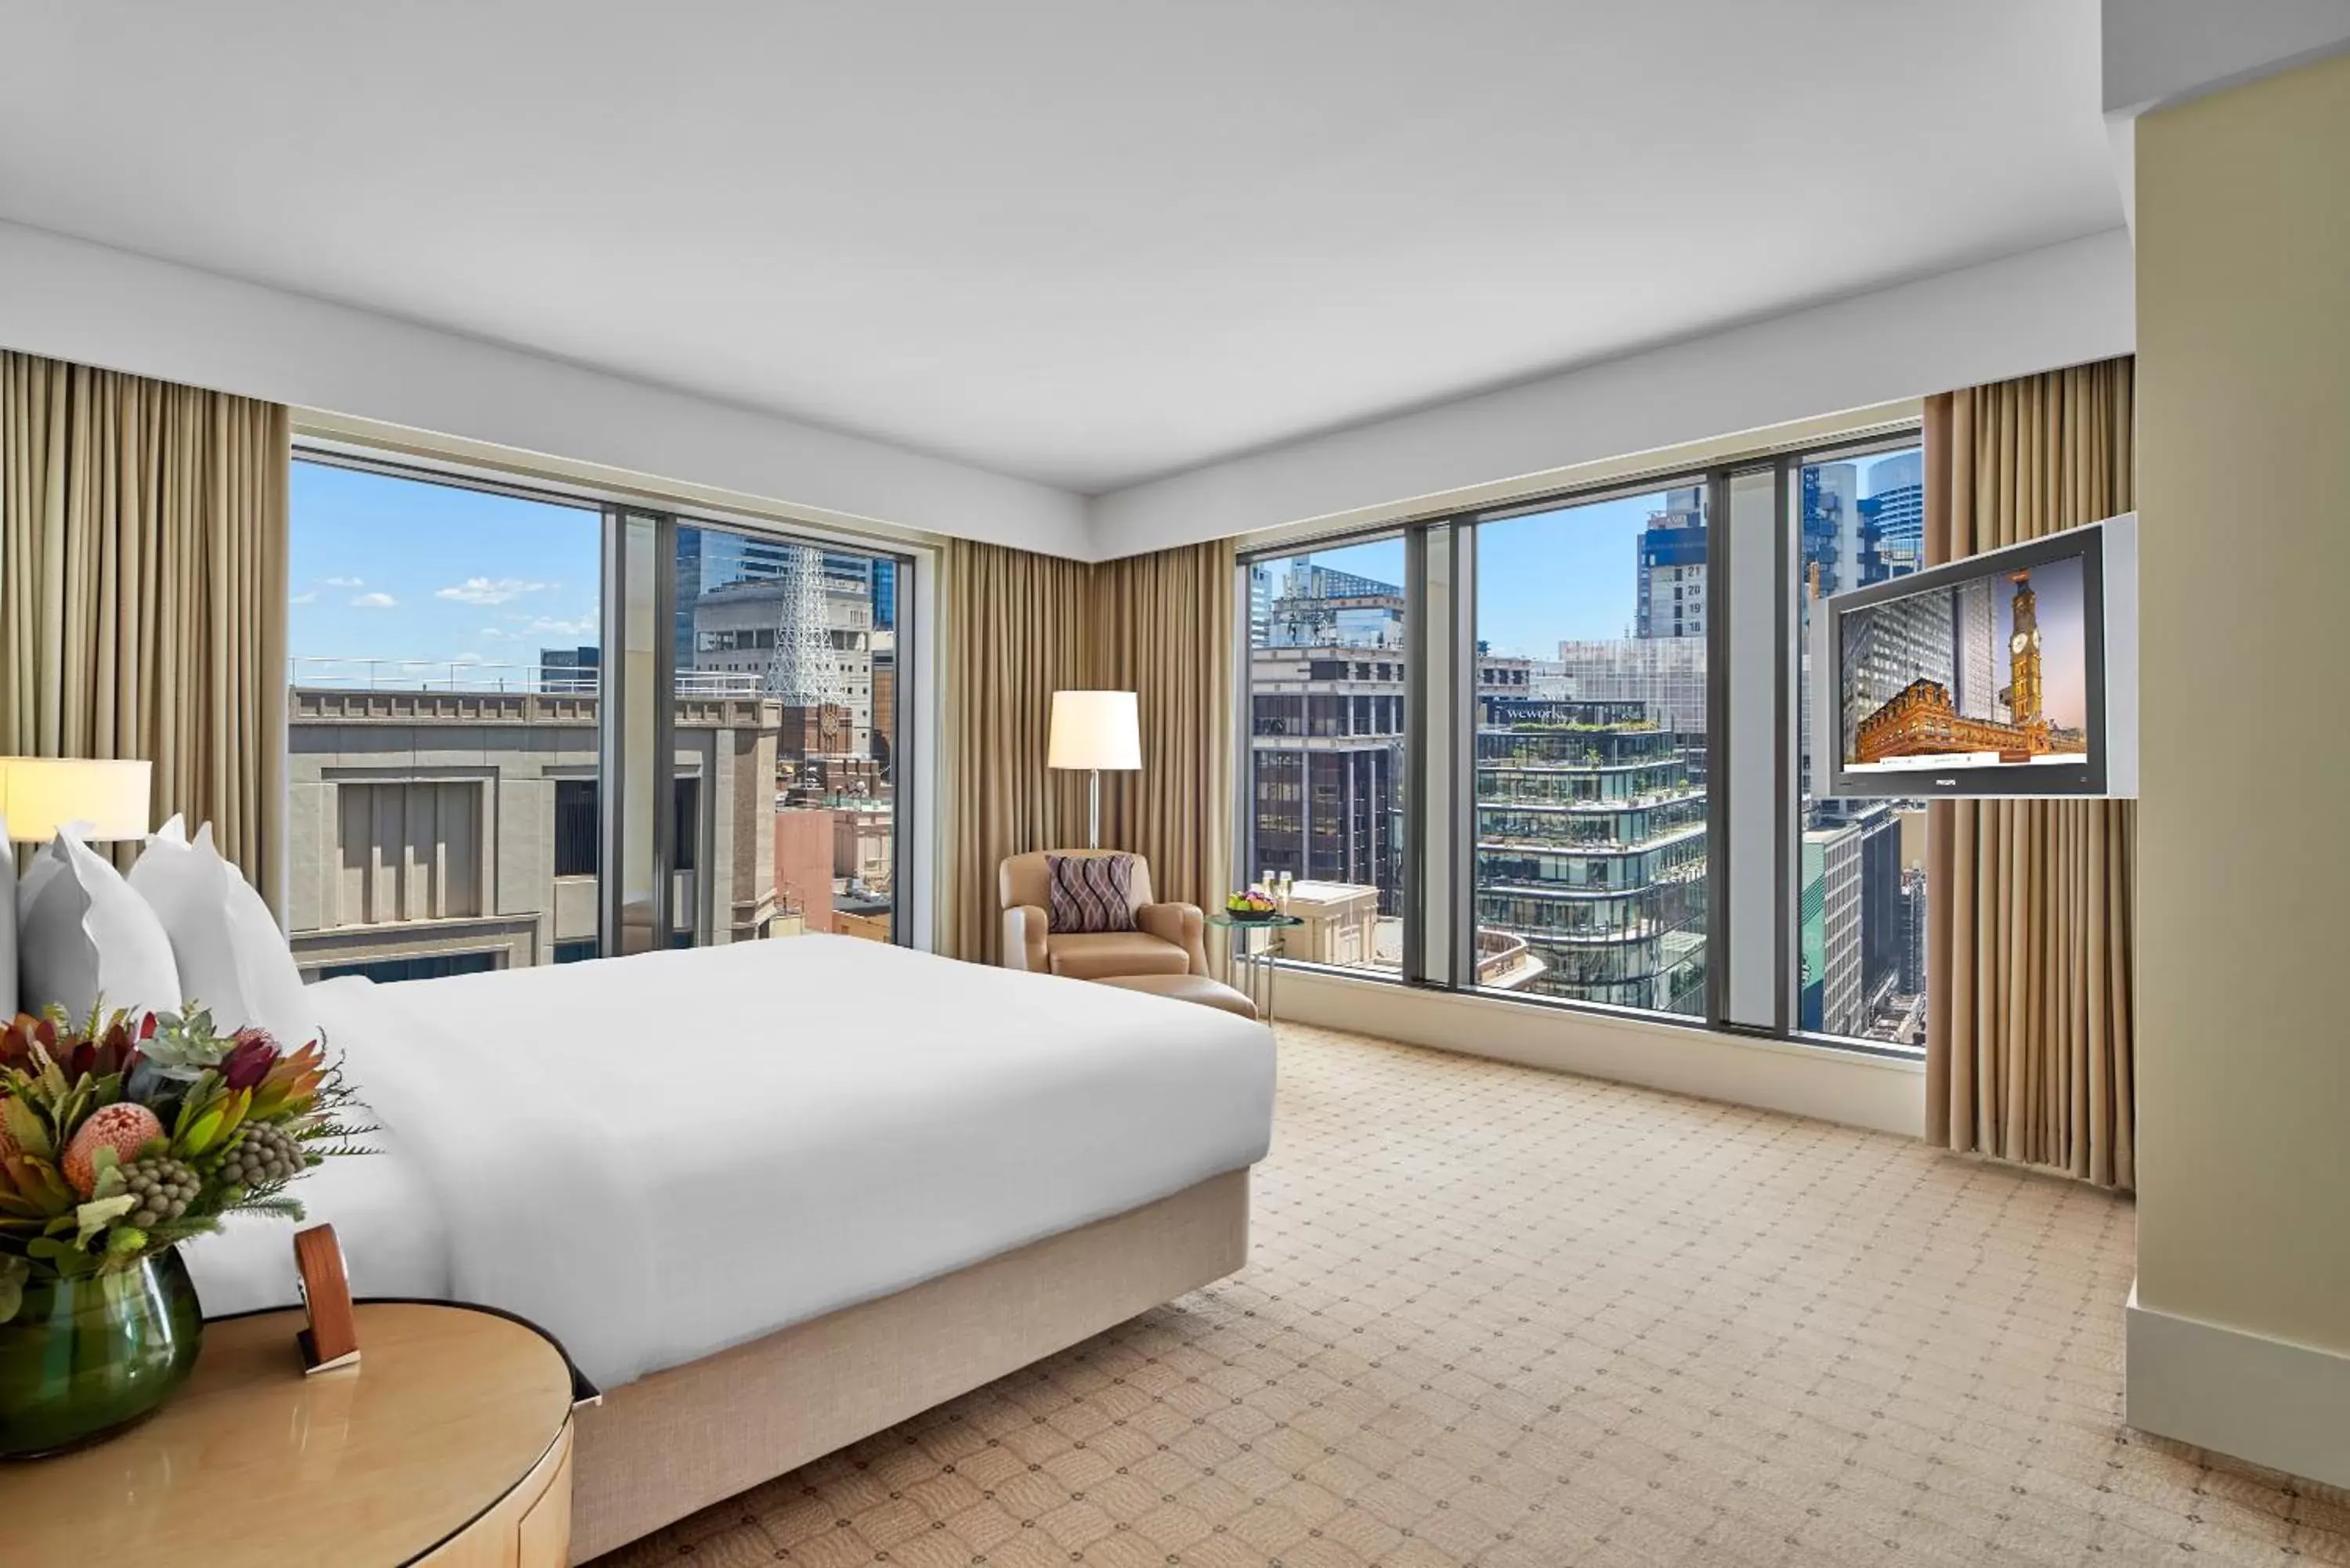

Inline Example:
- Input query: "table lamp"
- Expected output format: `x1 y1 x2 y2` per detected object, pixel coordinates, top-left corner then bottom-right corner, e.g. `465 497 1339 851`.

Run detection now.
0 757 154 843
1047 691 1140 850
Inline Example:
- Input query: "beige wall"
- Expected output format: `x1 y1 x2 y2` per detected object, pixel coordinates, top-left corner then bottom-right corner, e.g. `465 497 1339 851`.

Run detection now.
2135 51 2350 1355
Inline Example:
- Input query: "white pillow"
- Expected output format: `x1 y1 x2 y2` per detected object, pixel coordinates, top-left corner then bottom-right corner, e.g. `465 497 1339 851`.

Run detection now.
0 811 16 1020
17 829 183 1023
128 816 316 1046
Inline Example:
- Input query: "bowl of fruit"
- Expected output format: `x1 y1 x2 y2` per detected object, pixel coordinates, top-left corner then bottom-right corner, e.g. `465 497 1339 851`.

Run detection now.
1223 888 1282 923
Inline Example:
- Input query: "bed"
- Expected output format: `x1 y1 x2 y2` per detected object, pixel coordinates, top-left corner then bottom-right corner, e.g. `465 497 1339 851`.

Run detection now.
184 934 1274 1561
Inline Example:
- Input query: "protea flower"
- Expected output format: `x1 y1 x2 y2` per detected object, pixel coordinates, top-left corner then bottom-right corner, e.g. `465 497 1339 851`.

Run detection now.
247 1039 329 1119
1 1009 148 1086
66 1010 150 1082
0 1013 58 1078
220 1030 280 1091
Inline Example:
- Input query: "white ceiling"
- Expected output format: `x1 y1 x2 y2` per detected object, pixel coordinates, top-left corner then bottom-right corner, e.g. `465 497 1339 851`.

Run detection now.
0 2 2120 496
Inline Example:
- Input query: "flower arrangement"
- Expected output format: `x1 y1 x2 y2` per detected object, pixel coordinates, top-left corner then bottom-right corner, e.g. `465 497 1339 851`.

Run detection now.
0 1003 373 1324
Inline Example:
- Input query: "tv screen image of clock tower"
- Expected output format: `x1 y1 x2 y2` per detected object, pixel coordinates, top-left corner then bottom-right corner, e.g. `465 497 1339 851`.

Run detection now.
1837 550 2091 775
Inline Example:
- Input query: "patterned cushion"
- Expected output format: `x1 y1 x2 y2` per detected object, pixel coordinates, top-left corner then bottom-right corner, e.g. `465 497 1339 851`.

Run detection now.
1046 854 1138 934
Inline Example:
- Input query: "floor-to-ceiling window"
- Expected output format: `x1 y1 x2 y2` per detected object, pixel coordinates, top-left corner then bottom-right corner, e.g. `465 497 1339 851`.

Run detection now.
287 454 917 975
1242 537 1407 973
1231 426 1925 1057
672 522 906 945
285 457 605 979
1792 441 1929 1046
1472 485 1711 1015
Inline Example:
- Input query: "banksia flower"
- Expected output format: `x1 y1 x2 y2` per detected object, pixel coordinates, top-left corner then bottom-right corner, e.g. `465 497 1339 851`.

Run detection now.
63 1103 167 1198
215 1122 305 1190
121 1157 201 1227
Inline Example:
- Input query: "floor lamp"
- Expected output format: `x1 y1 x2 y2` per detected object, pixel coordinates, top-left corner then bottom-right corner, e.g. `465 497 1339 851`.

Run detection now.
1047 691 1141 850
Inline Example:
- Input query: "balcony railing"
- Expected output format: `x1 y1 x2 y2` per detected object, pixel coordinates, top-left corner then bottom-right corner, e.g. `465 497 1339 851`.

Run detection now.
288 656 759 698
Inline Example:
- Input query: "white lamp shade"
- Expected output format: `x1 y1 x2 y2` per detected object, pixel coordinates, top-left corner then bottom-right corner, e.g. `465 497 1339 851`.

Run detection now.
1047 691 1141 771
0 757 154 842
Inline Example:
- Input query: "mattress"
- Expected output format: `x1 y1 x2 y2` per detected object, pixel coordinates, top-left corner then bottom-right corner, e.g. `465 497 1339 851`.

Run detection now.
185 936 1274 1389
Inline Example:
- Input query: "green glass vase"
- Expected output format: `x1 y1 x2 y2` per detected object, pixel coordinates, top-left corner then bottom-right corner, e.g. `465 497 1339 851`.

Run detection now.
0 1247 204 1458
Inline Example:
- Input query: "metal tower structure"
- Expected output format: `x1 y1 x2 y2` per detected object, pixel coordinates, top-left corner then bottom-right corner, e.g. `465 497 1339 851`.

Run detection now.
761 543 850 709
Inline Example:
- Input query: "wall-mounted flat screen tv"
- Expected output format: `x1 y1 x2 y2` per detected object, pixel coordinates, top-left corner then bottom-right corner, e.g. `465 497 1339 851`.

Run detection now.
1809 513 2137 799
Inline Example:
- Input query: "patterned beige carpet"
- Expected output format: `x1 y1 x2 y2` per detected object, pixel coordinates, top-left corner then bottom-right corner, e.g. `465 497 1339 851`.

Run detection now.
593 1024 2349 1567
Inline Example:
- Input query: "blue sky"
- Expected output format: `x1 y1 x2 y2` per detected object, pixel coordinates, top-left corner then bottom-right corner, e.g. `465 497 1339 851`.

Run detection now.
1281 492 1665 656
289 461 602 684
1476 493 1661 652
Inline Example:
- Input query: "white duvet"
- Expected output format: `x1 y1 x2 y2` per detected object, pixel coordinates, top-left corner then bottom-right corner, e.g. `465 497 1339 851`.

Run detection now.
185 936 1274 1389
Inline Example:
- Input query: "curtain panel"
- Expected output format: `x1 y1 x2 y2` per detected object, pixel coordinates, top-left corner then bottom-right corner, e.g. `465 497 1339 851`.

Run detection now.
1087 543 1235 922
1922 356 2136 1190
937 536 1235 965
1 352 291 903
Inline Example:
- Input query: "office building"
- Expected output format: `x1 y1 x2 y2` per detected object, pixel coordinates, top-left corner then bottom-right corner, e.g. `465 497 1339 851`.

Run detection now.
1248 641 1404 912
1800 822 1864 1036
1475 698 1708 1014
283 685 783 977
537 645 599 693
1553 638 1708 735
1859 451 1925 580
689 577 875 754
1635 486 1708 638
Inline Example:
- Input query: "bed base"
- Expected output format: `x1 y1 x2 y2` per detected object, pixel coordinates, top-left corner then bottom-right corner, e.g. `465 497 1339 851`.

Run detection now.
569 1168 1252 1563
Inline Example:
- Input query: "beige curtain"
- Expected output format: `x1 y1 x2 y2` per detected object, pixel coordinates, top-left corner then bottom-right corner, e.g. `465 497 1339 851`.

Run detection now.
936 540 1093 963
1 352 290 902
1089 542 1235 919
936 536 1235 964
1923 356 2136 1190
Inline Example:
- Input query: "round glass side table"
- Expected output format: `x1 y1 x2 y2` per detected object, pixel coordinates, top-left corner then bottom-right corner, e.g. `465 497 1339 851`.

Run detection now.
1203 912 1306 1024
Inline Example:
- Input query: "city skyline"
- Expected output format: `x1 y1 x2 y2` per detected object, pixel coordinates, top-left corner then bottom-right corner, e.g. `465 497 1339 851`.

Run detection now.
1288 452 1918 659
291 460 897 685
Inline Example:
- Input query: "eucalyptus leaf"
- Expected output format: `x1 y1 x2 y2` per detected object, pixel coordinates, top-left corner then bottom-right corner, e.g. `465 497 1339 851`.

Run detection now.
90 1146 125 1200
74 1194 136 1247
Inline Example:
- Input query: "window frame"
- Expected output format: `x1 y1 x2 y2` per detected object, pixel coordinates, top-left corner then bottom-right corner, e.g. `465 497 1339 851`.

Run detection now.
1778 428 1935 1057
287 442 927 964
1233 422 1929 1059
657 511 919 948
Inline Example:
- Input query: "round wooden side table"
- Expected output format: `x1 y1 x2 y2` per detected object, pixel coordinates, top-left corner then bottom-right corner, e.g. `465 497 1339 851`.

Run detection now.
0 1300 587 1566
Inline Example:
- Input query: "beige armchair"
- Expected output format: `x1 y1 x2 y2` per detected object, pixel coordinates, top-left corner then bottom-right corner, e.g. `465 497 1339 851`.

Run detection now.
999 849 1209 981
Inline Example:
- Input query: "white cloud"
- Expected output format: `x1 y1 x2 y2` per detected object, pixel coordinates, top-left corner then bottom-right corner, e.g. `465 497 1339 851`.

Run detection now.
522 615 597 637
350 591 397 609
436 576 550 606
480 627 510 640
323 575 365 588
290 591 318 605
